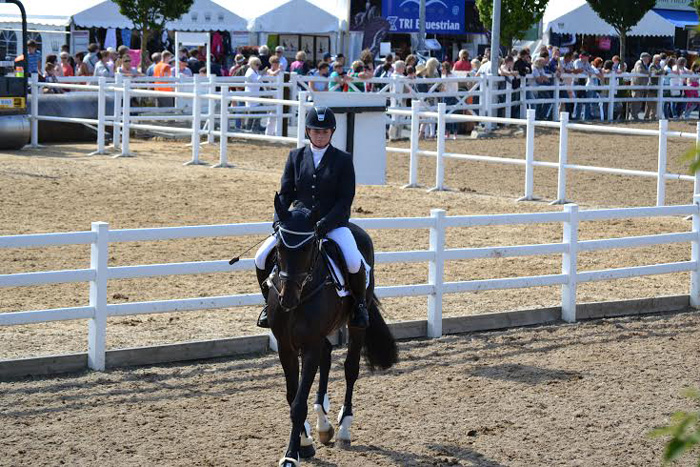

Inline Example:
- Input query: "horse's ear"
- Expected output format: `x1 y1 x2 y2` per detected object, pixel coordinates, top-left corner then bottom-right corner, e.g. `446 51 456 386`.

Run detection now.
274 192 290 221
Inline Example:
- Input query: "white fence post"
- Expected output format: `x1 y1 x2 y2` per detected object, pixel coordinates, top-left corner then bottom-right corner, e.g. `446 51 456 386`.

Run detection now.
403 100 421 188
427 208 445 338
207 75 216 145
480 74 488 117
551 112 571 205
296 91 308 148
554 76 560 122
88 221 109 371
185 75 205 166
213 85 232 169
657 119 668 206
607 77 616 122
519 108 537 201
30 73 40 148
428 102 447 192
692 195 700 308
112 74 122 151
505 80 512 119
275 72 284 136
118 78 133 157
656 79 664 119
694 122 700 197
561 204 579 323
89 77 107 155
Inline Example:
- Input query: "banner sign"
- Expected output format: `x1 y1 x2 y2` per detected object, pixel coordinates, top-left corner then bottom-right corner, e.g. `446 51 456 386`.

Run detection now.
382 0 465 34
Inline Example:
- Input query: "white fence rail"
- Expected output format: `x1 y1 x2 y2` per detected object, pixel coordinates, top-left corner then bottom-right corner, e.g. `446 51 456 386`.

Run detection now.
388 103 700 206
2 199 700 371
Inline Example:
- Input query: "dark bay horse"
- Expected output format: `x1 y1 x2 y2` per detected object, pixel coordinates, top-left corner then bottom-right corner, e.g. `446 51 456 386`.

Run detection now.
267 194 398 467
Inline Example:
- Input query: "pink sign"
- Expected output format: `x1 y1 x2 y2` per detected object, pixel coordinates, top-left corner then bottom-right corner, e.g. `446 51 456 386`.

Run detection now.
598 37 611 51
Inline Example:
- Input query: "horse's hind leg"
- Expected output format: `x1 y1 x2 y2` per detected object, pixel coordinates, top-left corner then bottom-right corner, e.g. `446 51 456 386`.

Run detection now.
280 344 321 467
337 327 365 448
314 337 334 445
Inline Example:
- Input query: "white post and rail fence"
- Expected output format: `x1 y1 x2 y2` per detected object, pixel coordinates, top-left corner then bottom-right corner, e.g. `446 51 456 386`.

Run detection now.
2 200 700 372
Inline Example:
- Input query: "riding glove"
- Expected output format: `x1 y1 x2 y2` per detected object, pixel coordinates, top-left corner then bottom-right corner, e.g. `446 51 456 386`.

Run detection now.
315 219 330 237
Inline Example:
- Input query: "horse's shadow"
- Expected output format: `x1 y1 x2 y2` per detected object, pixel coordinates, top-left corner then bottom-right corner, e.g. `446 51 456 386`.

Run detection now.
332 442 506 466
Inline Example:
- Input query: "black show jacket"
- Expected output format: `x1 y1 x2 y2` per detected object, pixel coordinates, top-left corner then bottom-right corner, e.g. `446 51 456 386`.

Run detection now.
278 144 355 230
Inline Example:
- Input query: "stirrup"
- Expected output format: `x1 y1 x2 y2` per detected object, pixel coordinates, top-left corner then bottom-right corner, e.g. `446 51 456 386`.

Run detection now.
257 306 270 328
348 303 369 329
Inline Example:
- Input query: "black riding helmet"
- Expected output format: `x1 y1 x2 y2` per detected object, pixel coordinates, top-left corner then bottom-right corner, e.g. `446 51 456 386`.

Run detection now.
305 106 336 130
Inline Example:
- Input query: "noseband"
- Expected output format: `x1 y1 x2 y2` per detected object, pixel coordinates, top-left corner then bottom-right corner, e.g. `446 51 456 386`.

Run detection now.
276 226 321 292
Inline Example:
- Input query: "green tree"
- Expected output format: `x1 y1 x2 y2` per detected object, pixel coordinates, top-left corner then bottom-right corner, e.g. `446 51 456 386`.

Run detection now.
112 0 194 72
475 0 549 50
586 0 656 64
695 0 700 17
650 388 700 465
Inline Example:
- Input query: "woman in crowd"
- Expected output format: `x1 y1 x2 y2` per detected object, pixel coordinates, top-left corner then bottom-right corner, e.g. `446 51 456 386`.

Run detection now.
531 57 552 120
347 60 371 92
585 57 605 120
675 57 689 118
683 62 699 119
663 57 679 119
440 61 459 139
417 58 440 139
116 55 140 77
290 51 309 75
453 49 471 74
245 56 264 133
264 55 283 136
59 52 74 77
74 52 90 77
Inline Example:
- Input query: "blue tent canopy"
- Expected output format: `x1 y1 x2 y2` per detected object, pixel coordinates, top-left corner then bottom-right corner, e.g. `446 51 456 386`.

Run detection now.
653 9 699 29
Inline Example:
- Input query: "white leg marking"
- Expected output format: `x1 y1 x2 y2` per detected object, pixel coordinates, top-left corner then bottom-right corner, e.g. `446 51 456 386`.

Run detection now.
337 405 354 442
300 420 314 447
314 394 332 433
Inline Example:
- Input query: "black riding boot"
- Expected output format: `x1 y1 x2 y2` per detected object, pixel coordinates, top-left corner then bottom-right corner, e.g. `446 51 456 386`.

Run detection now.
256 266 272 328
347 264 369 329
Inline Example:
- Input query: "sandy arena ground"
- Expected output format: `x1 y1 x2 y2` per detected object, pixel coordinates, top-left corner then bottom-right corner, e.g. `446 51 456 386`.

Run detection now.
1 120 699 465
1 312 699 466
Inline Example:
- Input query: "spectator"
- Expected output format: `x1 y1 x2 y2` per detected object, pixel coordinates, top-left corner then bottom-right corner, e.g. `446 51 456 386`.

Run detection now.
417 58 440 139
116 55 140 77
532 57 553 120
153 51 174 106
105 47 117 73
290 51 309 75
46 55 61 76
43 63 62 93
585 57 605 120
329 61 348 92
176 59 192 77
559 51 580 116
245 56 264 133
405 54 418 69
347 60 371 92
663 57 679 119
683 62 699 119
258 45 271 70
59 52 74 77
612 55 627 73
334 53 346 71
374 54 393 78
265 56 283 136
406 65 416 79
476 51 492 76
275 46 288 71
230 54 247 76
93 51 114 78
388 60 407 140
572 52 595 120
469 59 481 76
311 62 331 91
645 54 664 120
629 52 651 121
60 44 75 70
147 53 161 76
441 61 458 139
84 43 100 75
499 55 520 118
453 49 471 74
26 40 41 77
674 57 689 117
74 52 90 77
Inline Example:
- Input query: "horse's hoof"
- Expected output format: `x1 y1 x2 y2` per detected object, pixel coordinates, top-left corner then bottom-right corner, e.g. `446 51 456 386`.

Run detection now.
336 438 351 449
299 444 316 459
278 456 299 467
318 425 335 445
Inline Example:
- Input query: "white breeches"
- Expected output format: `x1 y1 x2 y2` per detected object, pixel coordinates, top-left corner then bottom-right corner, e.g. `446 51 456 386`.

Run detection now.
254 226 363 273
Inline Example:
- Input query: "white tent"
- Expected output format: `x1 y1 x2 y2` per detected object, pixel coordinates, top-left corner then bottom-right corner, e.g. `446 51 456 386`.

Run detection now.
543 0 676 37
239 0 342 33
0 0 102 27
72 0 248 31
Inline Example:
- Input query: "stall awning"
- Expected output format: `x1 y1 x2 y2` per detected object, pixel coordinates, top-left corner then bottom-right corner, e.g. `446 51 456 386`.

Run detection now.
653 9 699 29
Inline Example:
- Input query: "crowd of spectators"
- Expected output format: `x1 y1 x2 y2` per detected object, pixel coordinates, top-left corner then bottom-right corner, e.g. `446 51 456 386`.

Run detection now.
21 37 700 134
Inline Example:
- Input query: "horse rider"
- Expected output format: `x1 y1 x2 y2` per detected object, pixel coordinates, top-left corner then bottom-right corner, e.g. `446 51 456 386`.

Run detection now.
253 106 370 329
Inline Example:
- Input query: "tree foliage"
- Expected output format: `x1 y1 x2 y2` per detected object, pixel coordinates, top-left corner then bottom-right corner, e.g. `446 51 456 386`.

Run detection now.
650 388 700 465
112 0 194 71
695 0 700 17
586 0 656 62
475 0 549 50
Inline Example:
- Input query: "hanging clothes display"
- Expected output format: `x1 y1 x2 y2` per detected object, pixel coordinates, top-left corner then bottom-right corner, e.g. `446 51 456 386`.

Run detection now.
212 32 224 60
104 28 117 50
121 29 131 48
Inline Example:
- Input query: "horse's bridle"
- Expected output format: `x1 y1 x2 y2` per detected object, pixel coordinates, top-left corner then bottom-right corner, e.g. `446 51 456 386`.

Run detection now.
275 226 322 301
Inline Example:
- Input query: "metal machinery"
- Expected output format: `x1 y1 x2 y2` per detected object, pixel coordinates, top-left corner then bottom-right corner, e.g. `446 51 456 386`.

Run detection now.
0 0 29 149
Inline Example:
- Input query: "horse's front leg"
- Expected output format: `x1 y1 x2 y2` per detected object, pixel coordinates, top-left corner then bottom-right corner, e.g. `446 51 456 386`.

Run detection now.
280 344 321 467
314 337 334 445
337 327 365 448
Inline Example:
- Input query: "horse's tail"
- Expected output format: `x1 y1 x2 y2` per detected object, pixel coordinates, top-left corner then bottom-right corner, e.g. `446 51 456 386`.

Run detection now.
363 294 398 371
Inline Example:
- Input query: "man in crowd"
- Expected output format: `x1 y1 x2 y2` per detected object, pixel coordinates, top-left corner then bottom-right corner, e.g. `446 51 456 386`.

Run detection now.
26 40 41 76
93 51 114 78
630 52 651 121
147 53 161 76
275 46 288 71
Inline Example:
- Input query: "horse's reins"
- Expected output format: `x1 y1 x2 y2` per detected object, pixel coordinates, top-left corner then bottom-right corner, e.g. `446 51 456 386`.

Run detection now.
228 236 269 266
